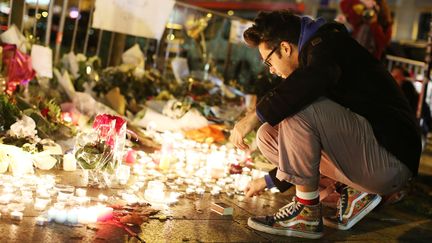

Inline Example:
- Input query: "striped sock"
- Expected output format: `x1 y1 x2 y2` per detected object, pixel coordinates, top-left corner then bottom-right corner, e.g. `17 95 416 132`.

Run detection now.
296 190 319 205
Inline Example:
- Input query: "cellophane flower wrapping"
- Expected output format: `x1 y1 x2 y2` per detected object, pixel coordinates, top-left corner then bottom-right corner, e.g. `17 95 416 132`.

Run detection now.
75 114 126 188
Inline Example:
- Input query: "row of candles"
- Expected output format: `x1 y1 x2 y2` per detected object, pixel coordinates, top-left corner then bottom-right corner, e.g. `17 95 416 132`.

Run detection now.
0 130 274 226
62 130 271 205
0 174 114 226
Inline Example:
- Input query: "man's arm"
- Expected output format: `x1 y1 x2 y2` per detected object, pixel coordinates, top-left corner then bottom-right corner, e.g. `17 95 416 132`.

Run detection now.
257 34 342 126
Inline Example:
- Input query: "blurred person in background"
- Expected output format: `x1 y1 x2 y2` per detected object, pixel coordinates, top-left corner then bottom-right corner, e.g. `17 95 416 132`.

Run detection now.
340 0 393 60
391 65 432 147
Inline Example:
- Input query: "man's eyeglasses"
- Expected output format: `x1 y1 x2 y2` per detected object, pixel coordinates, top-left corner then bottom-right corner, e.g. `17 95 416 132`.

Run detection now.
263 44 280 67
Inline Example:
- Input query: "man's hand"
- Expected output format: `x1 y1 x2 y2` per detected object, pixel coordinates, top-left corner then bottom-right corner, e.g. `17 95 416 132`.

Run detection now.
244 177 267 197
229 110 260 150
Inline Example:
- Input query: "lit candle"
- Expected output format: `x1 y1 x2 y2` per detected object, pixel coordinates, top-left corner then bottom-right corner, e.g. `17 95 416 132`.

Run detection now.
116 165 130 185
57 192 72 201
35 216 48 226
55 209 67 224
96 206 113 222
98 194 108 202
186 187 195 195
11 211 23 221
196 187 205 195
36 188 50 198
34 198 49 211
75 188 87 197
63 153 77 171
235 174 252 192
67 208 78 225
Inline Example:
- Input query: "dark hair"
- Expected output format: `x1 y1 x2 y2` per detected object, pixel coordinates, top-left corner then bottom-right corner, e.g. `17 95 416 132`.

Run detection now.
243 11 301 57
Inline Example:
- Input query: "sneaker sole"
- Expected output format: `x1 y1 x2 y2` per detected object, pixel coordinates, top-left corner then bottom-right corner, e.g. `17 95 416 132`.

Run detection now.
247 218 324 239
323 194 382 230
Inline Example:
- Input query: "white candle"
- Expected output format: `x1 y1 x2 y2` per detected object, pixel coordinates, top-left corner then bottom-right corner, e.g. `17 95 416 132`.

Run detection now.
116 165 130 185
75 196 90 205
35 216 48 226
98 194 108 202
34 198 49 211
54 209 67 224
11 211 23 221
67 208 78 224
63 153 77 171
0 194 12 204
186 188 195 195
196 187 205 195
75 188 87 197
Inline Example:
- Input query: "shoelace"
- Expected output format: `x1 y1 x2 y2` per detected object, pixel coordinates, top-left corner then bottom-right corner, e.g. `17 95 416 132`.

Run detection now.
338 190 348 221
274 198 302 220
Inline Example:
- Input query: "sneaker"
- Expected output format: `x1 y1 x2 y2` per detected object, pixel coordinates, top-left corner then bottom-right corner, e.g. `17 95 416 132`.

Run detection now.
247 197 323 239
323 187 381 230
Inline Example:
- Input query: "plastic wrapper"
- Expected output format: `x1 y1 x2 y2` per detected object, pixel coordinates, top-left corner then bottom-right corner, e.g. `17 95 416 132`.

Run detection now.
75 114 127 188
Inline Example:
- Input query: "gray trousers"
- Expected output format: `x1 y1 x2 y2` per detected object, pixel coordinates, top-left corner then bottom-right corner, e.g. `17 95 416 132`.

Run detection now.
257 98 412 195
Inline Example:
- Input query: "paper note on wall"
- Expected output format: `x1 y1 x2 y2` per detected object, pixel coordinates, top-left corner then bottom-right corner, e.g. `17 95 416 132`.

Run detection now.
229 20 254 44
93 0 175 39
31 45 53 78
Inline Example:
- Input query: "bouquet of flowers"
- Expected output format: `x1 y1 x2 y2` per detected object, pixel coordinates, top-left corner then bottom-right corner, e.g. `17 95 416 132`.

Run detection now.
74 114 127 188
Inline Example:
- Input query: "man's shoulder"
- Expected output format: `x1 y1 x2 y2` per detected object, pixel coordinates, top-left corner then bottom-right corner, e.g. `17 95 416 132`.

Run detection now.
317 22 349 35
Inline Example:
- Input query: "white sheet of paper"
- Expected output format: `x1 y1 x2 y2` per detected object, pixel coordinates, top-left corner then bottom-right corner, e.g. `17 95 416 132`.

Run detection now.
0 25 27 53
122 44 144 67
93 0 175 39
229 20 253 44
171 57 189 84
31 45 53 78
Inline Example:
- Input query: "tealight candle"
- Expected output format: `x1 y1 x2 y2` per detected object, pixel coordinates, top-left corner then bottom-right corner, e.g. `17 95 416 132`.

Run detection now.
57 192 72 201
35 197 50 211
75 188 87 197
196 187 205 195
75 196 90 205
116 165 130 185
186 188 195 195
63 153 77 171
54 209 67 224
35 216 48 226
11 211 23 221
36 188 50 198
98 194 108 202
0 194 12 204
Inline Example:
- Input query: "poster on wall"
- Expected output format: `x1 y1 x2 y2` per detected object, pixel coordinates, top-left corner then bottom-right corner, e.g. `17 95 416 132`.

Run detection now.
92 0 175 40
229 20 254 44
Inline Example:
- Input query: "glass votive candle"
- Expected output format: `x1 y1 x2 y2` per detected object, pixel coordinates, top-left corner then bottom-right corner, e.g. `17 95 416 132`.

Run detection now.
57 191 72 202
34 198 50 211
98 194 108 202
0 194 13 204
185 187 195 195
63 153 77 171
75 188 87 197
116 165 130 185
11 211 23 221
35 216 49 226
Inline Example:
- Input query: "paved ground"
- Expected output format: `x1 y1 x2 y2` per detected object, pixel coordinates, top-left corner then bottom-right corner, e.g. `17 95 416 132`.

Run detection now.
1 143 432 242
111 141 432 242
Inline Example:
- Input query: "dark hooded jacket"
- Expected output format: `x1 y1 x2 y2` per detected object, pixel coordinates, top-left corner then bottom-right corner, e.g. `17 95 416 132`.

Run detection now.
258 22 421 187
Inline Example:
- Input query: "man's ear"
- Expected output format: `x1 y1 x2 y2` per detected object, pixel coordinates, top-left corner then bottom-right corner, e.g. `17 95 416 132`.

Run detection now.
281 41 291 57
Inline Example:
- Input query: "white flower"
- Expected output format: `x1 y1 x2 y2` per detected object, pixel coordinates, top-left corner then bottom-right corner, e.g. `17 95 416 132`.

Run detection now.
8 115 38 139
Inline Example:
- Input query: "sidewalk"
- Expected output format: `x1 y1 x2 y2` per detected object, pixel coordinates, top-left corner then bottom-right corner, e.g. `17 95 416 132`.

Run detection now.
133 142 432 242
